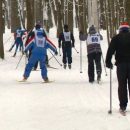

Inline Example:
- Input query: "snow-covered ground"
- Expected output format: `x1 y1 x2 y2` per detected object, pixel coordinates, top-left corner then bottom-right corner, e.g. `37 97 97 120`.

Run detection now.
0 27 130 130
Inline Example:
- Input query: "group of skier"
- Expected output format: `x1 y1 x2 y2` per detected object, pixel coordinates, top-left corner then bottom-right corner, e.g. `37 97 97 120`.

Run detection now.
8 21 130 115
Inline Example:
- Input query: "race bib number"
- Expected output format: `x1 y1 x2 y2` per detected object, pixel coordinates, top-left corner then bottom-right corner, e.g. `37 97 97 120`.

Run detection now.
36 37 45 48
91 36 99 43
63 32 71 41
87 34 100 44
16 32 21 37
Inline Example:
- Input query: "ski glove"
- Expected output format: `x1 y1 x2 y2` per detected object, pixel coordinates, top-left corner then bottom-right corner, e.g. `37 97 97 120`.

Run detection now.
106 62 113 69
55 51 58 55
72 45 75 48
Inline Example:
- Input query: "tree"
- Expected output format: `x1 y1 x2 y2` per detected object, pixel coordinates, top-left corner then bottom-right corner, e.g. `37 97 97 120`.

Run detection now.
0 0 4 59
11 0 21 32
125 0 130 23
68 0 73 33
26 0 35 31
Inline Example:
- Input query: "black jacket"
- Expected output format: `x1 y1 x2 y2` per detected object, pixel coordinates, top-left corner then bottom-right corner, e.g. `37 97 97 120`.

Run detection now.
58 31 75 48
106 31 130 66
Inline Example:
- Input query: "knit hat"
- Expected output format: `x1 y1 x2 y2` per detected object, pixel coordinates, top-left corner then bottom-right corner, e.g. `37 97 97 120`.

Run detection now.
89 25 96 34
35 24 41 30
119 22 130 32
64 24 68 29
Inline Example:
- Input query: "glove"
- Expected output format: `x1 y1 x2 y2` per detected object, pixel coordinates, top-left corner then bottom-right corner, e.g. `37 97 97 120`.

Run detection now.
55 51 58 55
72 45 75 48
106 62 113 69
72 43 75 48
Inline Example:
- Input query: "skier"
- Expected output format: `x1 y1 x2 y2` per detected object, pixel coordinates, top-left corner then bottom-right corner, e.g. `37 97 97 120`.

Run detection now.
9 27 26 57
86 25 103 83
22 24 58 82
25 24 50 70
105 22 130 115
58 24 75 69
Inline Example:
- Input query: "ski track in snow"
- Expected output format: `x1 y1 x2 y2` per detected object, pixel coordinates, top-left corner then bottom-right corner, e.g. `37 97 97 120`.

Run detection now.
0 27 130 130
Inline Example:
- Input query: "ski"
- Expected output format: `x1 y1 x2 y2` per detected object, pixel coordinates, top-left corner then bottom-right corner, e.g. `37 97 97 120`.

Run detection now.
47 66 58 69
17 79 27 82
16 79 54 84
42 80 55 83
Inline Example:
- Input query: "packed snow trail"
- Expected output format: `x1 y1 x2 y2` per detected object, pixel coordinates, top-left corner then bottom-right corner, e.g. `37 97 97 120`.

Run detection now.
0 27 130 130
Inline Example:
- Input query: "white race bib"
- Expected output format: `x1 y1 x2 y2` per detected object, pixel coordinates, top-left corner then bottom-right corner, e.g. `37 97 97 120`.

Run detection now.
63 32 71 41
87 33 100 45
16 31 21 37
35 30 45 48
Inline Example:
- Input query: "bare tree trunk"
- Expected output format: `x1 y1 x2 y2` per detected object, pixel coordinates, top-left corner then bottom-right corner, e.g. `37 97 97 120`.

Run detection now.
35 0 43 25
55 0 63 37
79 0 87 34
6 0 11 29
11 0 20 32
50 0 57 27
74 0 79 28
88 0 98 30
0 0 4 59
125 0 130 23
68 0 73 32
26 0 35 31
99 0 106 29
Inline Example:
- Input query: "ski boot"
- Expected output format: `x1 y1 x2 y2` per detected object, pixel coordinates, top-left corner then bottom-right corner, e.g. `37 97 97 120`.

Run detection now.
12 52 16 57
119 107 126 116
43 77 49 83
97 72 101 83
68 64 71 69
63 64 67 69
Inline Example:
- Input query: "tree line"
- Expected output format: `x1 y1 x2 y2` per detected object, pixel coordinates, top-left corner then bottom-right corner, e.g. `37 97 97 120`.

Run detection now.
0 0 130 59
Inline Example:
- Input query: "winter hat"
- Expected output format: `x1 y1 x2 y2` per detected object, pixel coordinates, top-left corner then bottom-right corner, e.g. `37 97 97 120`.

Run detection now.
89 25 97 34
35 24 41 30
64 24 69 32
119 22 130 32
64 24 68 29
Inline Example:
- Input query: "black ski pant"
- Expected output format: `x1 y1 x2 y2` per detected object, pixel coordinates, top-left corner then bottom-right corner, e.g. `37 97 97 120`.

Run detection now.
117 63 130 109
87 52 102 82
62 47 72 65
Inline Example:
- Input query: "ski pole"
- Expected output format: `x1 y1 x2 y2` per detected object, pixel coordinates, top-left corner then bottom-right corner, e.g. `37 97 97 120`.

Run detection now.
108 69 112 114
80 40 83 73
48 55 54 61
59 48 61 56
101 53 107 76
74 47 79 53
100 47 107 76
15 54 24 69
48 50 62 66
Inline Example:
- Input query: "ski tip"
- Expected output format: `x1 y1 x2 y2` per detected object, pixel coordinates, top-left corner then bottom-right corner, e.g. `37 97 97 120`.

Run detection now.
16 79 27 82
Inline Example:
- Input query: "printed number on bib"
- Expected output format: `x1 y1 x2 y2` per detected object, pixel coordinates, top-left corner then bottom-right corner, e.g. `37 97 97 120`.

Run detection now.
17 32 21 37
90 35 100 44
64 32 71 41
36 38 45 48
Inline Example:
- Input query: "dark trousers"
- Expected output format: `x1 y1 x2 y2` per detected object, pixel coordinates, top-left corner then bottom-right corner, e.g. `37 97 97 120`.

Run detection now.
117 63 130 109
62 47 72 64
87 52 102 81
